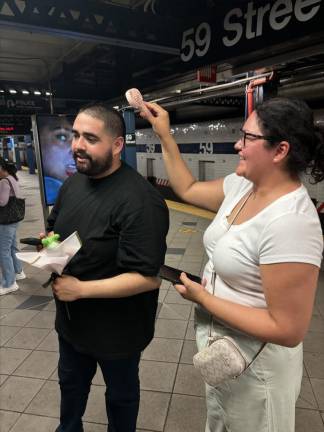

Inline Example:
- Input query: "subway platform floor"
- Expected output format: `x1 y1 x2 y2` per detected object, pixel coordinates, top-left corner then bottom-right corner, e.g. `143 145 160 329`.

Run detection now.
0 170 324 432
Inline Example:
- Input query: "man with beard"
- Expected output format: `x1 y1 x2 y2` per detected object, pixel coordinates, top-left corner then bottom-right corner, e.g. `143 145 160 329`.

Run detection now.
46 102 169 432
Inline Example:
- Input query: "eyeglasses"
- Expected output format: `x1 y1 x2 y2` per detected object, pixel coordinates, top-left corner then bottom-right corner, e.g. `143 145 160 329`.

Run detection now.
239 128 278 148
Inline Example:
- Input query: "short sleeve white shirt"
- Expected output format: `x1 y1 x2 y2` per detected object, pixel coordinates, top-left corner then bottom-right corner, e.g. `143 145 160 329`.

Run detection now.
202 173 323 308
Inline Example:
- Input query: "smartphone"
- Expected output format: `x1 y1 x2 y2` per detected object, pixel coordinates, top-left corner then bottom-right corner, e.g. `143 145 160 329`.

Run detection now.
159 264 201 284
20 237 42 246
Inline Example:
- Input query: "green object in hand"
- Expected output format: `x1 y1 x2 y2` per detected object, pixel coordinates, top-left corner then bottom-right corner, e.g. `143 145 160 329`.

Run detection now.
42 233 60 249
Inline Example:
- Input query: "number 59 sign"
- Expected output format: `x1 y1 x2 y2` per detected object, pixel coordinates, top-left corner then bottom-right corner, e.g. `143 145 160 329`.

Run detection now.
179 1 323 67
180 23 211 63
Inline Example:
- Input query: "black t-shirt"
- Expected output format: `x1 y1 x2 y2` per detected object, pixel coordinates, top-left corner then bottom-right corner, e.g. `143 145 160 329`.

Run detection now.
47 162 169 358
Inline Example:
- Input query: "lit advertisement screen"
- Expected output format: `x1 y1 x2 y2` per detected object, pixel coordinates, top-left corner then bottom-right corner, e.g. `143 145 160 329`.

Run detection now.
34 115 76 206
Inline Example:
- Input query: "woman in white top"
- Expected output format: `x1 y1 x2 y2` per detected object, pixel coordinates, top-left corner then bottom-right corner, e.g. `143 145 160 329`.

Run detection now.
0 157 25 295
142 97 324 432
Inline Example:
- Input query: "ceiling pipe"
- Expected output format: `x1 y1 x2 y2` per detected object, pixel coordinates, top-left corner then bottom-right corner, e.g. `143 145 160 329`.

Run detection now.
119 72 272 111
131 70 324 111
146 72 273 108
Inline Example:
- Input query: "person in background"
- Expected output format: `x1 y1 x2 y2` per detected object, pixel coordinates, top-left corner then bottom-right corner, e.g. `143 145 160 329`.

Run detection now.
0 157 26 295
45 103 169 432
142 97 324 432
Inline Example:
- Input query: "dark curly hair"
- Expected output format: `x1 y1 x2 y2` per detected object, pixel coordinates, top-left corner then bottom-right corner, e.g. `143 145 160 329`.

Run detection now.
0 157 18 180
255 98 324 183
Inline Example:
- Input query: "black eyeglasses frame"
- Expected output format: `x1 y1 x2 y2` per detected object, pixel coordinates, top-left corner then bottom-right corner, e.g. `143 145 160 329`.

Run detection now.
239 128 279 148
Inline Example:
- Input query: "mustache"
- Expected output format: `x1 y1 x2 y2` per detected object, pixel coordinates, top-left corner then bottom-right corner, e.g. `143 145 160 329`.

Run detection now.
73 150 91 160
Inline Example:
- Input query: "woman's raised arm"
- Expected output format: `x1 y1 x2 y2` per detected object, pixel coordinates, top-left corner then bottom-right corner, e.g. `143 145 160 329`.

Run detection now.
142 102 225 213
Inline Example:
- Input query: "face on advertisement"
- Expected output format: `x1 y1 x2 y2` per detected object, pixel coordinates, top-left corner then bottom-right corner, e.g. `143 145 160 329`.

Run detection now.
39 117 75 182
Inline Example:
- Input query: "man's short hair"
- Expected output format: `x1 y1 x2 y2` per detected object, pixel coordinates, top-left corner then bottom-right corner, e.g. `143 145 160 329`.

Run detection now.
78 102 126 140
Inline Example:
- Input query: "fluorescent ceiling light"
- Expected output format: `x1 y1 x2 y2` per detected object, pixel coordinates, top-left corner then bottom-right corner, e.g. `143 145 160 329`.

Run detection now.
34 90 41 95
22 90 30 95
9 89 17 94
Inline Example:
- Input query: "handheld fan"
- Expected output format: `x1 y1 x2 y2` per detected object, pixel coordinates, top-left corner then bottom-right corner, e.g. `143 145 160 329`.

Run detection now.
125 88 150 115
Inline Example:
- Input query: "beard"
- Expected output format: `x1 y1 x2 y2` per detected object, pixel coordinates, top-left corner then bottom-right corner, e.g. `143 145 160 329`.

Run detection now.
73 149 113 177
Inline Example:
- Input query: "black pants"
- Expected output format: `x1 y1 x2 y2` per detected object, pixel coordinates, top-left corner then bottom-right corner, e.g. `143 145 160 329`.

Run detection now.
56 336 141 432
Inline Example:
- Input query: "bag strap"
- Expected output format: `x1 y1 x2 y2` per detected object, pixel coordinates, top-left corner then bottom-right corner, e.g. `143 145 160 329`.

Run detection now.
2 177 17 197
208 189 253 339
207 188 266 364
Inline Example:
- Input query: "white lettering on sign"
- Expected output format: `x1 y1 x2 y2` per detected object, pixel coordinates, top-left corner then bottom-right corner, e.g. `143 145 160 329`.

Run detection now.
222 8 243 46
180 22 211 62
6 99 36 108
146 143 155 153
295 0 321 21
199 142 213 154
269 1 292 32
222 0 321 47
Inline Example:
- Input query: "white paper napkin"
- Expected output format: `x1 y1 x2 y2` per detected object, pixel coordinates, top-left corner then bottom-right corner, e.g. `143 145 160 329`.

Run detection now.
17 231 82 274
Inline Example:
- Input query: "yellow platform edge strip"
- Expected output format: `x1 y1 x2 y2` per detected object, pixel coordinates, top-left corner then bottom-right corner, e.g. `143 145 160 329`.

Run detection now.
165 199 216 220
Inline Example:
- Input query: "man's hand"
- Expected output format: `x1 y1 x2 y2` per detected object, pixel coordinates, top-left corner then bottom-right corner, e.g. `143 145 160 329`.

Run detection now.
52 275 84 302
37 231 54 251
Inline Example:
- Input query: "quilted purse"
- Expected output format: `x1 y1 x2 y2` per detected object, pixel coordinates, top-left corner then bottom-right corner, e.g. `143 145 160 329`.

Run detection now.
0 178 25 224
193 335 247 387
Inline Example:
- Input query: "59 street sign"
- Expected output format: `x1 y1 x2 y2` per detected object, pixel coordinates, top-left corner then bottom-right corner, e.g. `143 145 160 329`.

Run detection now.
180 0 323 67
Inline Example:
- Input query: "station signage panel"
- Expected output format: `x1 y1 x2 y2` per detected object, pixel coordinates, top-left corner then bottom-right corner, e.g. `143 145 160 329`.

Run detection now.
0 115 31 136
0 95 48 114
180 0 324 68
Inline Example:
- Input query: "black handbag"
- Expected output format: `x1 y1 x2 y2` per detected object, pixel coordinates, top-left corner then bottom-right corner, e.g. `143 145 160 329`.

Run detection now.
0 178 25 224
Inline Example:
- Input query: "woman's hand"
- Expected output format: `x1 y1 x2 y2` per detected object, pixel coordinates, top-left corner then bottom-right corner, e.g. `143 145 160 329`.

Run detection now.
140 102 171 139
52 275 84 302
174 273 209 304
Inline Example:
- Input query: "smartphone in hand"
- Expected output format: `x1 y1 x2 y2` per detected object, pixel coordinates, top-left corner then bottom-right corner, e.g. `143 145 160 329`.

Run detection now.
159 264 201 285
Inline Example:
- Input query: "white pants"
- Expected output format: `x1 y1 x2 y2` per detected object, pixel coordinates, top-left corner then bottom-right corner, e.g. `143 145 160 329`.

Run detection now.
195 306 303 432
